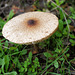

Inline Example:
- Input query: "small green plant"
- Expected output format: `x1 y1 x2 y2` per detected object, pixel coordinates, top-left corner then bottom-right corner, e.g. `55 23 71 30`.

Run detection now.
19 52 40 75
69 7 75 19
51 0 65 7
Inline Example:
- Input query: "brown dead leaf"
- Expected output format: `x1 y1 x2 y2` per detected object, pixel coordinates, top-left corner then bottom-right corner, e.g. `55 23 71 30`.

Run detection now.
32 50 38 54
11 5 24 15
24 5 36 12
70 25 75 32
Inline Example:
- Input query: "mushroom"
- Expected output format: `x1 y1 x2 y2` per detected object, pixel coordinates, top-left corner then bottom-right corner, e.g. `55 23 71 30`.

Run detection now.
2 11 58 53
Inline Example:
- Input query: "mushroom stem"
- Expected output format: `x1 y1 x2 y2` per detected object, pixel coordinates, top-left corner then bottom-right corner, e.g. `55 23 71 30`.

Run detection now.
33 44 39 53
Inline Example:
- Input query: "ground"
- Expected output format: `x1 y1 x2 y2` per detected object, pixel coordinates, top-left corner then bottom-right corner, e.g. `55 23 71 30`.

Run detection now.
0 0 75 75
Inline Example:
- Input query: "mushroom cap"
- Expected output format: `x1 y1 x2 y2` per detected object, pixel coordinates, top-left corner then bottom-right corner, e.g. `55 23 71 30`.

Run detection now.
2 11 58 44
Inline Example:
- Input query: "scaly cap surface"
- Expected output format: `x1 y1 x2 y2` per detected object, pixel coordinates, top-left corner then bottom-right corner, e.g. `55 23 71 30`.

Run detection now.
2 12 58 44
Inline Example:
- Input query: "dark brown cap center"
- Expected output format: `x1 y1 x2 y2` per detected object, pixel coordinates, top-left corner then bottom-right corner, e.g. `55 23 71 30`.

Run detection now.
27 20 36 25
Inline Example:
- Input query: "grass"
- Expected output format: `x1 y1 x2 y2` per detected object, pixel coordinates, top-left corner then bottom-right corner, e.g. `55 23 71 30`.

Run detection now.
0 0 75 75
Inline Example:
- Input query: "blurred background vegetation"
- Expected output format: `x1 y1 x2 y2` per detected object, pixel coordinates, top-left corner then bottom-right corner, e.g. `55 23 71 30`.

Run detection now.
0 0 75 75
